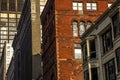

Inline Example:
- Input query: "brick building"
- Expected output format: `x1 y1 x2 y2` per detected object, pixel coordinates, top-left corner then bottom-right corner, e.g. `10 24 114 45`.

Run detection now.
41 0 115 80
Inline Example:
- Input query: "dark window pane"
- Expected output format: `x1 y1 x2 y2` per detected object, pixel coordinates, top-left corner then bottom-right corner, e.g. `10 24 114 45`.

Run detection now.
116 48 120 72
90 39 96 59
105 59 116 80
112 12 120 37
17 0 24 11
1 0 7 11
84 70 89 80
91 68 98 80
102 28 113 54
82 43 87 63
9 0 16 11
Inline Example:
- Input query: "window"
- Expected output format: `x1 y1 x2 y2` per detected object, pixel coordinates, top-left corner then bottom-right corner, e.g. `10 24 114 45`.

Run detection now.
89 39 96 59
116 48 120 72
72 21 78 37
74 43 82 59
108 3 112 8
86 2 97 11
73 2 83 10
86 21 92 29
9 0 16 11
1 0 7 11
40 6 44 13
82 43 87 63
17 0 24 11
112 12 120 38
102 28 113 54
105 59 116 80
79 21 85 35
84 70 89 80
91 68 98 80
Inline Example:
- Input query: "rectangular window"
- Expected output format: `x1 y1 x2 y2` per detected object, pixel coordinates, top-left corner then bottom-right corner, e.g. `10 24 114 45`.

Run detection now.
84 70 89 80
112 12 120 38
86 2 97 11
74 43 82 59
91 68 98 80
108 3 112 8
1 0 7 11
40 6 44 13
104 59 116 80
17 0 24 11
82 43 87 63
102 28 113 54
116 48 120 72
89 39 96 59
73 2 83 10
9 0 16 11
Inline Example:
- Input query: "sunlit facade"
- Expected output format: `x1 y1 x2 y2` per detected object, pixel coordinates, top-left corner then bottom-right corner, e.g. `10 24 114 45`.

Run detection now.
0 0 47 56
0 0 24 56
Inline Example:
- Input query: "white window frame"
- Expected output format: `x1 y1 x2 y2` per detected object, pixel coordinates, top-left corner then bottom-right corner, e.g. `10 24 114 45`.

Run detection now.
73 2 83 10
74 44 82 59
86 2 97 11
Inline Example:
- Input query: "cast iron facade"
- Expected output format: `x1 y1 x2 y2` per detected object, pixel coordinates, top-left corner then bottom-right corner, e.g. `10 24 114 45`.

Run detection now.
41 0 115 80
81 0 120 80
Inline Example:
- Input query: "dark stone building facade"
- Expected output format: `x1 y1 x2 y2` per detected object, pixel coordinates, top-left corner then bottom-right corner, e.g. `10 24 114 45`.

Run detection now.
41 0 115 80
81 0 120 80
12 0 32 79
12 0 42 79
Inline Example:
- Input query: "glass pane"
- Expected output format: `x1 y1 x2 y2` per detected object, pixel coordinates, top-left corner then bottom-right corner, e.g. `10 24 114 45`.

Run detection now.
9 23 16 26
0 31 8 35
78 7 83 10
87 6 91 10
9 19 16 22
40 6 44 13
108 3 112 7
92 3 96 6
0 13 8 18
0 36 8 39
9 36 15 39
9 27 16 30
9 14 16 18
9 0 16 11
9 32 15 35
1 19 8 22
1 0 7 11
87 3 91 6
73 2 77 6
78 3 82 6
75 49 82 59
73 7 77 10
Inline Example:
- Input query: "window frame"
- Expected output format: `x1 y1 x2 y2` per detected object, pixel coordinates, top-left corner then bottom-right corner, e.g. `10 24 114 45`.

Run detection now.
72 21 79 37
86 2 97 11
74 43 82 59
72 2 83 11
104 59 116 80
79 21 85 35
102 27 113 54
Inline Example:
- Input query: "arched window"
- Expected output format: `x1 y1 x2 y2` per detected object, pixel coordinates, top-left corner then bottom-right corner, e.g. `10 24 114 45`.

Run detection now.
79 21 85 35
86 21 92 29
72 21 78 37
